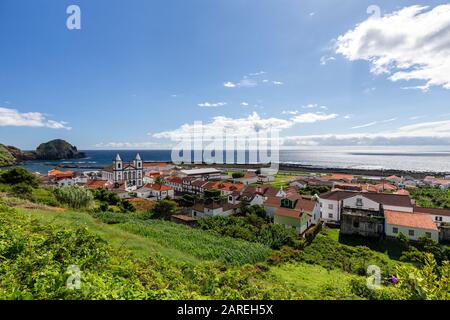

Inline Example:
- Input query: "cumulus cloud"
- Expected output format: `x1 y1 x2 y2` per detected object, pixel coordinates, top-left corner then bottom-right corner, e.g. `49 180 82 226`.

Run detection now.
153 112 292 141
241 102 249 106
336 4 450 91
153 111 338 141
0 107 70 130
198 102 227 107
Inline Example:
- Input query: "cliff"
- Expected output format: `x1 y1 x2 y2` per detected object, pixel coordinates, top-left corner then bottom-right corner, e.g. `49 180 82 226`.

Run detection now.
34 139 85 160
0 139 85 167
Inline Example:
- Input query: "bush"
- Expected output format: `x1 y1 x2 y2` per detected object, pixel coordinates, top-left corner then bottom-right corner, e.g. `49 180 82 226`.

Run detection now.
396 254 450 300
53 186 94 209
10 183 33 199
256 224 297 250
0 167 38 187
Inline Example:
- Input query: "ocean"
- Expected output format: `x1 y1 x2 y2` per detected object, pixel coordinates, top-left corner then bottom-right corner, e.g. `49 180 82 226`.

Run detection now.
17 146 450 174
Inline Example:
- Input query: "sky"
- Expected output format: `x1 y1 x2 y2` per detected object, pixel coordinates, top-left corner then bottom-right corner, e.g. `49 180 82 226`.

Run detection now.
0 0 450 150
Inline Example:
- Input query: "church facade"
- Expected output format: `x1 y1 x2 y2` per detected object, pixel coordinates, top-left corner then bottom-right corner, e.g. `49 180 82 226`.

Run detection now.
102 153 144 188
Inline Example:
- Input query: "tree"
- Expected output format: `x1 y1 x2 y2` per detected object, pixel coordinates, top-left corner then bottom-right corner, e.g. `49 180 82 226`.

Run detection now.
150 199 180 220
154 176 165 185
232 172 245 179
0 167 38 187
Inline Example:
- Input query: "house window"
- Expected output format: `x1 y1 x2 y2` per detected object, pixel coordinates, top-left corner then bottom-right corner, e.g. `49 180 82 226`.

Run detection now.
353 221 359 228
356 198 363 207
435 216 443 222
328 204 333 210
392 227 399 234
425 232 432 238
328 213 333 219
408 230 415 237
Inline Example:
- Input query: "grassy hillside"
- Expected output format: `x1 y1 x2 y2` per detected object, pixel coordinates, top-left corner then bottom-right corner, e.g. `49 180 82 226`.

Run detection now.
0 201 410 300
21 208 271 265
0 145 16 167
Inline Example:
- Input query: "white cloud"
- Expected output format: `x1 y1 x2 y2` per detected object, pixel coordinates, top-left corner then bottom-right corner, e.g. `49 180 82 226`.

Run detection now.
248 71 266 76
352 121 378 129
153 112 293 141
293 113 338 123
282 110 300 115
224 72 284 88
284 119 450 146
241 102 249 106
352 118 397 129
153 111 338 141
320 55 336 65
0 107 70 130
198 102 227 108
223 81 237 88
344 114 353 119
336 4 450 91
94 142 160 149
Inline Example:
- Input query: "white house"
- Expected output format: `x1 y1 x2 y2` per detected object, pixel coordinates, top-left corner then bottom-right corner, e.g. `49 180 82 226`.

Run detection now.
385 210 439 242
135 184 174 200
414 207 450 226
319 190 414 223
191 202 239 218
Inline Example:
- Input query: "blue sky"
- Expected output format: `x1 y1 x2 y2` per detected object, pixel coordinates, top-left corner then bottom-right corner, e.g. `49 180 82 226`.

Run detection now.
1 0 450 149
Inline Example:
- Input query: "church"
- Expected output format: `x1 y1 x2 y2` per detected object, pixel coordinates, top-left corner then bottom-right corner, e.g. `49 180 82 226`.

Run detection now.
101 153 144 188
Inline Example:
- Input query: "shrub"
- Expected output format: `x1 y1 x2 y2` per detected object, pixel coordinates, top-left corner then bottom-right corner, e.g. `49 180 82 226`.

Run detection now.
0 167 38 187
396 254 450 300
256 224 297 250
53 186 94 209
10 183 33 199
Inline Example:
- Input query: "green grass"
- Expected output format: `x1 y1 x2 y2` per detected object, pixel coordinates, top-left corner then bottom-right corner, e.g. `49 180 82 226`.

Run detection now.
119 220 272 265
266 263 363 300
300 228 407 277
18 208 271 266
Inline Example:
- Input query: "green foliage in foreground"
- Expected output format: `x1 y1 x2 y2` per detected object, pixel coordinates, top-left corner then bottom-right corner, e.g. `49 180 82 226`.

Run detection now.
396 254 450 300
0 204 300 299
118 220 272 265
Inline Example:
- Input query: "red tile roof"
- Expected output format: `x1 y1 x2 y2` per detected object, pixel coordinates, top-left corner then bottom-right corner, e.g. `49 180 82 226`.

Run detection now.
144 184 173 192
143 162 170 167
385 210 438 231
86 180 112 189
414 206 450 217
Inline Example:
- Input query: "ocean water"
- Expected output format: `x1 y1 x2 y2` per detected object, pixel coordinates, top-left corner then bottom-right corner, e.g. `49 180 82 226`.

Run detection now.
18 146 450 174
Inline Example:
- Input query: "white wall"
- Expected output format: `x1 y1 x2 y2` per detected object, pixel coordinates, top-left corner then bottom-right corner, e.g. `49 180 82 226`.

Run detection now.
319 199 340 222
385 223 439 242
342 195 380 211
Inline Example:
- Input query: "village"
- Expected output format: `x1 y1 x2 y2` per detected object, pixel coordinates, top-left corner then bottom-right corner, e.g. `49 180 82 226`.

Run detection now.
41 153 450 244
